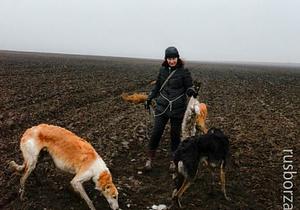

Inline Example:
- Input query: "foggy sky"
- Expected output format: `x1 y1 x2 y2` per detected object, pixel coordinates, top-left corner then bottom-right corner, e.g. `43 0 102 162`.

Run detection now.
1 0 300 63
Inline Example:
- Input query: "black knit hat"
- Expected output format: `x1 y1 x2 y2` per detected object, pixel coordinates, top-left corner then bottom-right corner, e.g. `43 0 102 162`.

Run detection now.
165 46 179 59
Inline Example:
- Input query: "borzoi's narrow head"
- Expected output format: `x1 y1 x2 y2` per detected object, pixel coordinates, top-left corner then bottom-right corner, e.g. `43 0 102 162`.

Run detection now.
97 171 119 210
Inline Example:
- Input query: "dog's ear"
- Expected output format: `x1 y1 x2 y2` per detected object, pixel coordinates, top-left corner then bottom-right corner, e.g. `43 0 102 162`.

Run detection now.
98 171 112 191
95 186 103 195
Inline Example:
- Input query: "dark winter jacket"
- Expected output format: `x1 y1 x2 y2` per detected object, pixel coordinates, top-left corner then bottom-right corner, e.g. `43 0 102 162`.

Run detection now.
148 66 194 117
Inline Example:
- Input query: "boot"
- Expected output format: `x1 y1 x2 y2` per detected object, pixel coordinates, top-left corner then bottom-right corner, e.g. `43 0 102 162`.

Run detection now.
144 150 156 171
145 159 152 171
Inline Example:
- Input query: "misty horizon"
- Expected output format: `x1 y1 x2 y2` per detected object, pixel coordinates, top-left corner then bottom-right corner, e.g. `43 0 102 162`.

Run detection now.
2 49 300 69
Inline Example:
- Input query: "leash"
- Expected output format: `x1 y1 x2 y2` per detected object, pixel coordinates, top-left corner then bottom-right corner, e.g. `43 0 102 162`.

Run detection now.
159 69 177 92
153 93 185 117
150 68 183 117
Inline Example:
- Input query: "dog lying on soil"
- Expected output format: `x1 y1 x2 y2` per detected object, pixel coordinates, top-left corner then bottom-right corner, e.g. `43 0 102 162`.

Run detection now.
121 92 148 104
172 127 230 208
9 124 119 210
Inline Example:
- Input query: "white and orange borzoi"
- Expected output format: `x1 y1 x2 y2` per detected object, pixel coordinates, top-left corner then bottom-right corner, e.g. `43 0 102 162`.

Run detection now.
9 124 119 210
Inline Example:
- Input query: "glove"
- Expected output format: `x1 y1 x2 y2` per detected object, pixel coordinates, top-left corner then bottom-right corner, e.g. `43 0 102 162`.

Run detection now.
145 99 152 110
192 91 198 98
186 88 198 98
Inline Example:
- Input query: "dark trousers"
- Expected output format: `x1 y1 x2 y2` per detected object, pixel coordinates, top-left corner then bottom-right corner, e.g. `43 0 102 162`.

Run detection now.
148 113 183 154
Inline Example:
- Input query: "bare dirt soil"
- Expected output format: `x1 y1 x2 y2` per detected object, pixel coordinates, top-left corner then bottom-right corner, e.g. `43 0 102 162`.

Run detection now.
0 51 299 210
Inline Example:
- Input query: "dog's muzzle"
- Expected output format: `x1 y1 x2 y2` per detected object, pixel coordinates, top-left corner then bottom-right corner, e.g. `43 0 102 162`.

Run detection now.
108 199 119 210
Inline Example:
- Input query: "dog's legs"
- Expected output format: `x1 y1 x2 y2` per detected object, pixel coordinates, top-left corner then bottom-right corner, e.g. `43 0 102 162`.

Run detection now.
19 157 38 200
207 165 215 192
220 161 231 201
173 178 191 208
71 173 96 210
176 179 191 198
18 140 40 200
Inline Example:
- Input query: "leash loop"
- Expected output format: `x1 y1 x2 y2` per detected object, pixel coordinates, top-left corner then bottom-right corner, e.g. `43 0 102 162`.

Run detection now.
154 93 185 117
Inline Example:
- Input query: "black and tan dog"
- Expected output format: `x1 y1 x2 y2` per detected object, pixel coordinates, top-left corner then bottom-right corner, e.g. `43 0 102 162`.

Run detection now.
172 127 230 208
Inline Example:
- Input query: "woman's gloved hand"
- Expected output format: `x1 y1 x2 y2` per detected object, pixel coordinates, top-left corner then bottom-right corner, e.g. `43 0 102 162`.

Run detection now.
186 88 198 98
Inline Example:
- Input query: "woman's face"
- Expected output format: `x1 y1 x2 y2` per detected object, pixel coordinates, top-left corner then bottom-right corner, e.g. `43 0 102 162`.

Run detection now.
167 57 178 67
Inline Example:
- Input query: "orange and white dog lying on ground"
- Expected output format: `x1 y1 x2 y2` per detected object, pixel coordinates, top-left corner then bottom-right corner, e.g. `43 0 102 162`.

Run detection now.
9 124 119 210
121 92 148 104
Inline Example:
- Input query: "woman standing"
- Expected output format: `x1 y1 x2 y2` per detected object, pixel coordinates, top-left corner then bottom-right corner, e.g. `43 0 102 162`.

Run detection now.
144 46 197 171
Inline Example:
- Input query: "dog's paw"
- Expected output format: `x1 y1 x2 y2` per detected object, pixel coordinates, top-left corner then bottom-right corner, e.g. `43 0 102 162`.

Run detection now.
8 161 16 171
225 195 232 201
171 189 177 198
172 196 182 208
19 188 25 201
